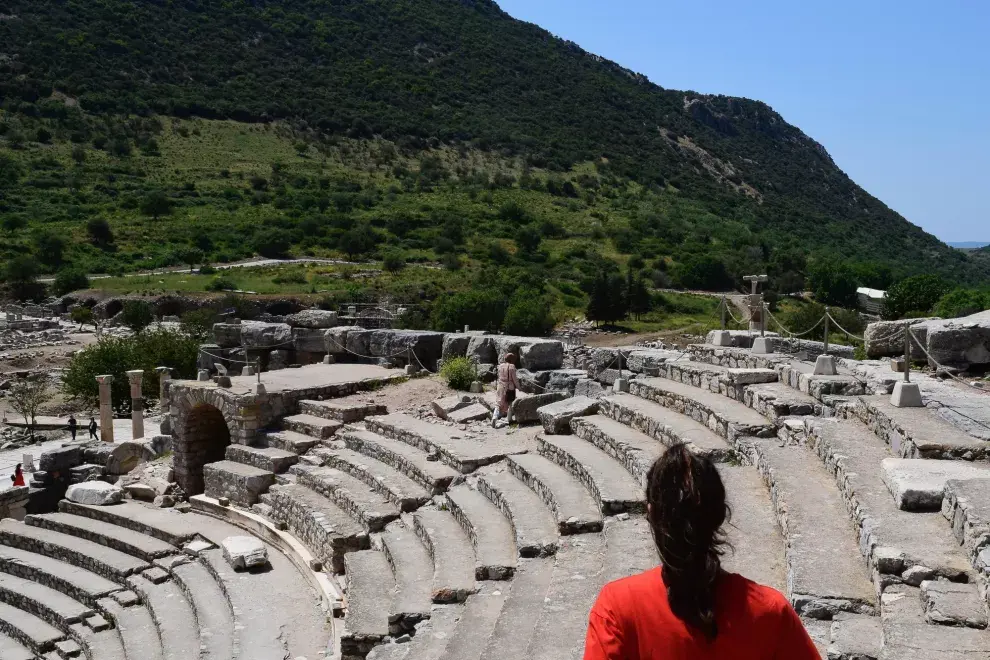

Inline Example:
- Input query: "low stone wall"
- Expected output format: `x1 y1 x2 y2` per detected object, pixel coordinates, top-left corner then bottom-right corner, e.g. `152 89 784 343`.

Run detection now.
0 487 29 521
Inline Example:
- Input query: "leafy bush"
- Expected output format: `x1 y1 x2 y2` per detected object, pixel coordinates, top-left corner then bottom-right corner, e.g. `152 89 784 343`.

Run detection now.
271 271 307 285
440 357 477 391
52 269 90 296
70 306 94 328
206 276 237 292
198 264 217 275
180 307 220 339
382 251 406 274
934 288 990 319
62 329 200 406
882 275 951 320
120 300 154 332
503 291 555 336
807 261 859 308
430 289 507 332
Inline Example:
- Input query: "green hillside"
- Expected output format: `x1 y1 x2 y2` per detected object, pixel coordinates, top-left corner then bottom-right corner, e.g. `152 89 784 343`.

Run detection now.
0 0 985 299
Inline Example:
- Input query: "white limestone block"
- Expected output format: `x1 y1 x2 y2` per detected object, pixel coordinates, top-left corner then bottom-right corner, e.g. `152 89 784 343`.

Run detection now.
65 481 124 506
221 535 269 570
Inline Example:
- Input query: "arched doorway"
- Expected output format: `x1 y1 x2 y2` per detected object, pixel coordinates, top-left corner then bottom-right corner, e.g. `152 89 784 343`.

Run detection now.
176 403 231 495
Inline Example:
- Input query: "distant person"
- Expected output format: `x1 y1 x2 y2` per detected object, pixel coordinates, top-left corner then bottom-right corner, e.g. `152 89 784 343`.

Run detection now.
492 353 520 427
67 415 77 441
583 444 819 660
88 417 98 440
12 464 25 487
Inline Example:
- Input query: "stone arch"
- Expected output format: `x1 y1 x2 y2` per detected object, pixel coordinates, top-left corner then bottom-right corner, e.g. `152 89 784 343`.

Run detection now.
175 402 233 496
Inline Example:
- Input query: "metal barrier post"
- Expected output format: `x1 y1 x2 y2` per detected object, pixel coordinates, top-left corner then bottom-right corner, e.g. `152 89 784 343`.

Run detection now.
823 308 830 356
720 297 727 330
904 330 911 383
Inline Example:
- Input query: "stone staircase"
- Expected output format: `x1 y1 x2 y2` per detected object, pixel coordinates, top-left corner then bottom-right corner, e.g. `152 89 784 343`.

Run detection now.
0 499 331 659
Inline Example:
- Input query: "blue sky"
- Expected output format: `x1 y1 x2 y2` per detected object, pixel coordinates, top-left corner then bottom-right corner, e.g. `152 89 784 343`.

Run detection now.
496 0 988 243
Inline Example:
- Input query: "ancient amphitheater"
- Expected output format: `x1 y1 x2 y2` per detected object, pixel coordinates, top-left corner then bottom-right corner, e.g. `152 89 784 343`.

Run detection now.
1 323 989 660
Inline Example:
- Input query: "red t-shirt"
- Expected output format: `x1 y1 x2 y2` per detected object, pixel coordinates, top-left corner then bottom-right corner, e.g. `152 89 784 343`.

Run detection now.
584 568 820 660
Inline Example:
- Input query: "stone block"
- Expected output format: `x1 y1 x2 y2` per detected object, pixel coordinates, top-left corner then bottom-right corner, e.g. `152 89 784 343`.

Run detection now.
574 378 606 399
325 326 360 356
538 396 600 434
586 348 625 378
508 391 569 424
213 323 243 348
368 330 446 370
203 460 276 507
124 483 157 501
286 309 340 329
923 310 990 369
881 458 990 511
921 580 988 629
346 329 371 357
827 614 882 660
627 349 678 374
447 403 491 424
890 381 923 408
814 354 838 376
65 481 124 506
466 336 497 365
546 369 588 393
240 321 292 350
221 535 269 570
431 395 478 420
198 344 222 372
39 446 82 474
518 340 564 371
864 318 935 358
292 327 327 353
267 349 290 370
441 334 471 361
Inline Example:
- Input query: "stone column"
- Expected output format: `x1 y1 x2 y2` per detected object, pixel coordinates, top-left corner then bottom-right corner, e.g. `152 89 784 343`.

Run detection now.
156 367 172 435
96 375 114 443
127 370 145 440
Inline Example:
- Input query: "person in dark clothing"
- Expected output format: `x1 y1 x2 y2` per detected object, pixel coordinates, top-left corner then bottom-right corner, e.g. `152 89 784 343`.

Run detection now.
88 417 98 440
67 415 77 441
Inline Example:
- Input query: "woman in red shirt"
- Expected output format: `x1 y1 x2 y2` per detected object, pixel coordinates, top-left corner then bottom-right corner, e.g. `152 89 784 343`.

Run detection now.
584 444 820 660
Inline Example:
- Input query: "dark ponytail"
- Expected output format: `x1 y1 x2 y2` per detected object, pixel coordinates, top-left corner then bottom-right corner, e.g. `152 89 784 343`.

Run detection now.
646 443 730 641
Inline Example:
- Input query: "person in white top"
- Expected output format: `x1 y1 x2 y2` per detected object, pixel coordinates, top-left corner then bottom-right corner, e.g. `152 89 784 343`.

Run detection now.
492 353 520 427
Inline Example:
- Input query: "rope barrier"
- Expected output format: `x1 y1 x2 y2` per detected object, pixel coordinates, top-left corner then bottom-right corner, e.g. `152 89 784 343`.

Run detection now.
826 312 866 342
907 328 988 394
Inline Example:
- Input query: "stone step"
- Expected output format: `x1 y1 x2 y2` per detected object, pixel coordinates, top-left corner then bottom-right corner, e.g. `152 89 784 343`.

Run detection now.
260 430 321 455
475 469 558 558
942 478 990 568
0 572 94 630
366 604 463 660
342 551 393 658
281 413 344 439
299 400 387 423
437 583 506 660
569 415 662 486
379 521 433 634
504 454 603 535
525 533 606 660
857 396 990 460
0 520 148 582
880 459 990 512
366 413 528 473
339 428 460 495
0 629 36 660
68 623 126 660
880 583 990 659
24 513 175 562
203 460 276 507
225 444 299 474
445 486 517 580
629 377 775 444
199 547 298 660
56 501 198 547
920 579 988 629
98 597 164 660
478 557 554 660
717 465 787 592
324 447 431 512
293 465 401 532
263 483 368 573
660 361 778 401
171 560 234 660
126 574 200 660
411 509 477 603
536 435 645 515
598 393 734 466
743 382 821 423
751 439 876 619
0 599 65 654
0 544 120 606
777 360 865 402
806 418 972 589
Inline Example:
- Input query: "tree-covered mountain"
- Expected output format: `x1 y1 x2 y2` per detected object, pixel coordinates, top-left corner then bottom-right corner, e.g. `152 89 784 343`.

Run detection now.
0 0 985 293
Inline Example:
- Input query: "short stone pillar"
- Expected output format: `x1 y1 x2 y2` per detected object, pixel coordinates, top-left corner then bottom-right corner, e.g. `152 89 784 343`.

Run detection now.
241 365 255 377
127 370 145 440
197 370 210 381
96 375 114 443
156 367 172 435
751 337 772 355
711 331 732 347
323 355 335 365
891 381 924 408
813 355 838 376
405 364 418 376
613 378 629 393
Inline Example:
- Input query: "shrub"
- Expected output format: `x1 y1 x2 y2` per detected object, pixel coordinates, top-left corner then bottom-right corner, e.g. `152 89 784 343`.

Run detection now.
70 306 94 328
440 357 477 391
206 276 237 292
382 251 406 274
503 291 555 336
272 271 307 285
121 300 154 332
180 307 220 339
806 261 859 308
934 288 990 319
430 289 507 332
198 264 217 275
52 269 90 296
882 275 951 320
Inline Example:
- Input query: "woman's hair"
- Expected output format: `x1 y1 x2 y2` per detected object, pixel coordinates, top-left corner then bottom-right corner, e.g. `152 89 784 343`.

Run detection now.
15 463 21 471
646 443 730 641
503 353 517 365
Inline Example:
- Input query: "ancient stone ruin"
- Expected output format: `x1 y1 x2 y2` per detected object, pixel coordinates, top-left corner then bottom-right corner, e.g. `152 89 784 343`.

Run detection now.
2 315 990 659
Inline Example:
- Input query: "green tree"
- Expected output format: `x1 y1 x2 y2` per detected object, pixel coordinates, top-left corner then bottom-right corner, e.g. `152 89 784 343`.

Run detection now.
339 224 377 259
71 145 87 164
52 269 90 296
121 300 154 333
0 153 21 188
503 290 555 336
1 215 27 233
628 274 653 319
672 255 734 291
514 225 542 255
382 251 406 274
430 289 507 332
2 256 45 301
34 232 66 269
140 191 173 219
175 247 204 271
934 289 990 319
586 270 627 326
807 261 859 308
70 306 95 330
882 275 951 320
86 218 114 246
253 228 291 259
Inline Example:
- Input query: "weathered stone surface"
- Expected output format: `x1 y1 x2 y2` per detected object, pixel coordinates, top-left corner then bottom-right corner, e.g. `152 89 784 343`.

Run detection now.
286 309 340 329
431 394 477 420
538 396 600 434
586 348 625 378
240 321 292 349
827 614 882 660
517 340 564 371
325 326 359 355
39 446 82 474
447 403 491 424
221 536 269 570
106 440 158 475
864 318 936 358
545 369 588 393
292 327 327 353
574 378 606 399
626 349 678 375
213 323 242 348
203 461 275 507
346 328 371 357
881 458 990 511
921 580 988 628
515 368 550 394
921 310 990 368
942 478 990 557
368 330 446 370
124 483 156 501
466 336 497 365
508 391 569 424
440 333 472 362
65 482 124 506
880 584 990 659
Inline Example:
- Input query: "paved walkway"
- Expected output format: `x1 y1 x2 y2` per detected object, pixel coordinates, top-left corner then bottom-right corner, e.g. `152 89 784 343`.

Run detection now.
177 363 405 396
